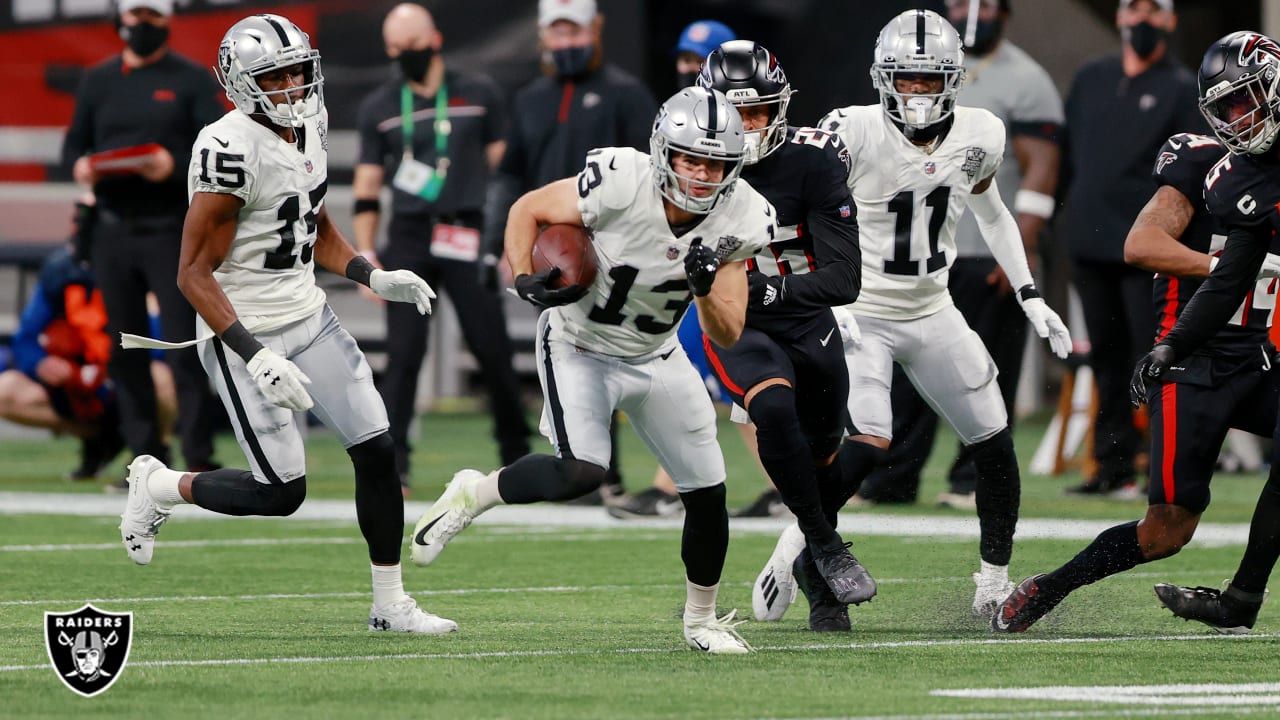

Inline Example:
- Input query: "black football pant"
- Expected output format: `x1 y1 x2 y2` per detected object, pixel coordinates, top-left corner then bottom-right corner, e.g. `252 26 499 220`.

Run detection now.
859 258 1028 502
91 210 221 467
379 214 532 478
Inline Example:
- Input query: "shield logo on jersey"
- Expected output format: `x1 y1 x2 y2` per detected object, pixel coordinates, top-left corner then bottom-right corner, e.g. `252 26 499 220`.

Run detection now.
304 160 314 173
714 236 744 262
45 604 132 697
666 246 680 260
924 161 936 175
962 147 987 181
1156 151 1178 174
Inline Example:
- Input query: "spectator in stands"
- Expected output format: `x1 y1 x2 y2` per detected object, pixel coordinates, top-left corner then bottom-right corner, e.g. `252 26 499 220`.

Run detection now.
1058 0 1202 496
480 0 658 506
61 0 223 476
353 2 530 495
0 247 176 482
853 0 1063 511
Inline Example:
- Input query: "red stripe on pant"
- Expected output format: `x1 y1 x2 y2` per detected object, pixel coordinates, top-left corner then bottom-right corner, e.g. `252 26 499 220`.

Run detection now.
702 334 746 397
1161 382 1178 504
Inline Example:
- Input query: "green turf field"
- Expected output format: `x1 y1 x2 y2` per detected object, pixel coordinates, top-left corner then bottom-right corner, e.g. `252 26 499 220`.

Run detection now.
2 414 1278 719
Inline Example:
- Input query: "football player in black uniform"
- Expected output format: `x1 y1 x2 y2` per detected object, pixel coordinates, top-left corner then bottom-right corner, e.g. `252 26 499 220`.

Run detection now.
995 32 1280 633
697 42 871 631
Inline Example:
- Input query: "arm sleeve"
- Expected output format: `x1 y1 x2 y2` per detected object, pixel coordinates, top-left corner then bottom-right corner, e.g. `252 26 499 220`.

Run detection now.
776 142 861 308
12 283 53 378
968 179 1035 291
1161 225 1270 357
61 72 96 169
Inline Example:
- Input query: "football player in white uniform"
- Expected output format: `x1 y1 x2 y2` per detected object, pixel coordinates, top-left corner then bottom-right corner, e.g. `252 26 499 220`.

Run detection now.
116 14 455 634
411 87 779 654
753 10 1072 620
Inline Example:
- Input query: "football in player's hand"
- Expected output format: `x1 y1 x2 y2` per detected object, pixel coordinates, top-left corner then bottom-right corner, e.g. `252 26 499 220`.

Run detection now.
532 224 597 289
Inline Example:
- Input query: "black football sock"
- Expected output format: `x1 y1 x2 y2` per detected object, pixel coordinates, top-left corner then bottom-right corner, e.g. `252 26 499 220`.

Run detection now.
496 454 606 503
970 428 1021 567
190 468 306 517
679 483 729 587
1039 521 1146 599
1231 470 1280 595
749 385 842 553
349 432 403 565
826 440 887 524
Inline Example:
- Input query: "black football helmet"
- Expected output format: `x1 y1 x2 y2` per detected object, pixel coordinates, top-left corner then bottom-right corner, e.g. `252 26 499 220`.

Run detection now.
1198 31 1280 155
697 40 792 164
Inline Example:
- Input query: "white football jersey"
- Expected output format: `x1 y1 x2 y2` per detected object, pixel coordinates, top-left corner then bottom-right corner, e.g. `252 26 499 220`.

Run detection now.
819 105 1005 320
189 108 329 334
551 147 777 357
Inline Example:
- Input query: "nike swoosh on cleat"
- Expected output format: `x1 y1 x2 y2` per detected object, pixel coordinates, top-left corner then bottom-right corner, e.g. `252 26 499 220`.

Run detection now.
212 136 229 148
413 514 446 546
692 638 710 651
819 328 835 347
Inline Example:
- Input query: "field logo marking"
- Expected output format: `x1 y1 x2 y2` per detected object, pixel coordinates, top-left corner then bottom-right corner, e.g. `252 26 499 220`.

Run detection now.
44 604 133 698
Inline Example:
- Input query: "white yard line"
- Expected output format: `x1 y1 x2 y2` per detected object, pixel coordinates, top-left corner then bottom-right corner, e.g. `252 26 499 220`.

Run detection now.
768 707 1280 720
0 492 1255 545
0 632 1275 673
934 682 1280 707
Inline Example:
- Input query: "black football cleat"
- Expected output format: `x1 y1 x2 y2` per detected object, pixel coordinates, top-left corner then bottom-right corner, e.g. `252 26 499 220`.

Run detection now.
992 574 1065 632
812 543 877 605
793 549 852 632
1154 583 1261 635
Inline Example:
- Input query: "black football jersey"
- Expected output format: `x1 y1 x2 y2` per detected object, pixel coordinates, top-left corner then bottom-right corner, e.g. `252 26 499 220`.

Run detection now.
741 125 861 335
1184 139 1280 359
1150 133 1274 359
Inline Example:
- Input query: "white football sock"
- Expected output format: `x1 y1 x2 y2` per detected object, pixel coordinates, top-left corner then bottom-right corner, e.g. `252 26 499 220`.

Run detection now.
979 560 1009 584
147 466 188 509
684 580 719 623
474 469 506 509
371 563 406 609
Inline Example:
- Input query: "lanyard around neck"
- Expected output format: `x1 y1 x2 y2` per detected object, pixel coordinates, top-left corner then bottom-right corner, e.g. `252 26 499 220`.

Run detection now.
400 79 450 165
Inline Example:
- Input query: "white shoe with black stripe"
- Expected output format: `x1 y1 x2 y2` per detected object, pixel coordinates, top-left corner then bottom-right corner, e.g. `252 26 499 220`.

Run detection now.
410 469 486 566
752 523 805 621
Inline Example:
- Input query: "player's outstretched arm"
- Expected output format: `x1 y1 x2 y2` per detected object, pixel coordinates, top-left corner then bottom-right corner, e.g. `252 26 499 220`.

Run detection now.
1124 186 1212 277
697 259 748 349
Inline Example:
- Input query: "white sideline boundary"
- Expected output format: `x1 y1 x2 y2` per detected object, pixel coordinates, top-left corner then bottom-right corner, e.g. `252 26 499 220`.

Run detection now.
0 492 1254 545
0 632 1276 673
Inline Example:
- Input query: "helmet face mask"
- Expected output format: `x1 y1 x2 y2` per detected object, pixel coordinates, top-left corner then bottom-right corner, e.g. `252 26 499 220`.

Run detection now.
217 14 324 128
697 40 792 164
871 10 966 134
649 87 747 214
1199 32 1280 155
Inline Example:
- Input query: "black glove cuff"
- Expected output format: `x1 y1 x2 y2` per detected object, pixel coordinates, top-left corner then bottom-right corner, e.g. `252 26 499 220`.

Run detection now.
1016 284 1041 303
221 320 264 363
346 256 376 287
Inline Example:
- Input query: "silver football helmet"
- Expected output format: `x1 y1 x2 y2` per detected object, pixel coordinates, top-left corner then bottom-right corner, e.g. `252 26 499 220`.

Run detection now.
871 10 967 134
649 87 746 214
216 14 323 128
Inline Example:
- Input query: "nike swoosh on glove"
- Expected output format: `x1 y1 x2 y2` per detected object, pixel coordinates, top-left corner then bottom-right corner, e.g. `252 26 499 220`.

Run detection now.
370 268 436 315
1130 344 1175 408
246 348 313 411
1019 297 1072 359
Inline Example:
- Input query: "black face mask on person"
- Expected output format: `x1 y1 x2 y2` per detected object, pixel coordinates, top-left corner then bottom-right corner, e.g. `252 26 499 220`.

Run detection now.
120 21 169 57
1125 21 1167 59
964 19 1003 56
549 46 593 78
396 47 435 83
675 70 700 89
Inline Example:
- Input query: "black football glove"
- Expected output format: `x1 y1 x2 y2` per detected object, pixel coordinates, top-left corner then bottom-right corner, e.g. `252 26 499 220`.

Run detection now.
748 273 787 310
684 239 719 298
513 267 588 308
1129 344 1176 408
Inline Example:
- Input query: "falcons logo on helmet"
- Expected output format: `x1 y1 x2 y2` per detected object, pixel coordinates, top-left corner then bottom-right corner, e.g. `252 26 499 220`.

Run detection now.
1240 33 1280 66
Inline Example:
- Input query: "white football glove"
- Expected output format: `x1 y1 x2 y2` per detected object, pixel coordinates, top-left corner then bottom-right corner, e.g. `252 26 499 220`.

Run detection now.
246 348 313 412
1258 253 1280 280
370 268 436 315
1020 297 1072 360
831 305 862 348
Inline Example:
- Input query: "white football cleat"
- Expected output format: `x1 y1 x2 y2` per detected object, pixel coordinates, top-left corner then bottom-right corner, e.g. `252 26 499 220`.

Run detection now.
118 455 172 565
752 523 806 621
972 570 1016 618
684 609 752 655
368 595 458 634
410 469 486 566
